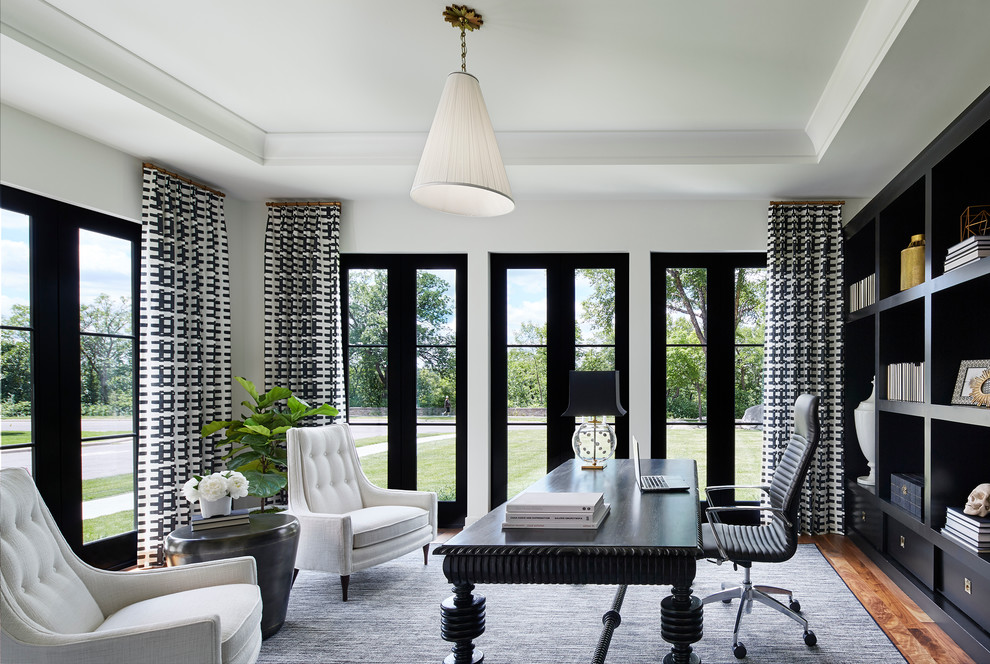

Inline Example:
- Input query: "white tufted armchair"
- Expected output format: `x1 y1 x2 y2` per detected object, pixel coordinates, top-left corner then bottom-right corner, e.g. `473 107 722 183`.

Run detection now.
286 423 437 601
0 467 263 664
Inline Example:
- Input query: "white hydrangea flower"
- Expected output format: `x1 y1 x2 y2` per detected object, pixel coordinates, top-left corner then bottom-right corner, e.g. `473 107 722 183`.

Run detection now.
197 473 229 502
224 471 249 499
181 477 201 503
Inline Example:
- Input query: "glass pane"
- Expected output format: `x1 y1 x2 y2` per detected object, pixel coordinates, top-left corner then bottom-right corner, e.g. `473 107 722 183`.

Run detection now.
0 446 33 472
575 345 615 371
347 269 388 345
82 435 135 543
735 346 764 423
353 424 387 488
2 209 33 459
1 328 32 444
1 209 31 319
734 268 766 344
80 337 133 438
416 424 455 501
575 268 615 345
348 347 388 423
507 269 546 344
417 350 455 423
666 267 707 345
79 230 132 334
735 427 763 501
667 424 707 497
506 425 547 499
507 347 547 422
666 346 706 422
417 269 456 345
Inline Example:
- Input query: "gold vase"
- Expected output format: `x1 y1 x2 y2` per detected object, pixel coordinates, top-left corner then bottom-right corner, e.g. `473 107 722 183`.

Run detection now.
900 234 925 291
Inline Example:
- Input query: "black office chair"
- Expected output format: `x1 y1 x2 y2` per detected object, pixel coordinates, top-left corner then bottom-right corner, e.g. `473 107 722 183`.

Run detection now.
701 394 821 659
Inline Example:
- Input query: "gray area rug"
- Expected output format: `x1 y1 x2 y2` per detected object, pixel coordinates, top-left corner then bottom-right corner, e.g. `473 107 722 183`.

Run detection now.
258 543 905 663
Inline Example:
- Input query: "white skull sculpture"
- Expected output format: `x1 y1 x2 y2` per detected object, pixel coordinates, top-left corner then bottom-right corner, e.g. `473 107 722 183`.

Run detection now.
964 483 990 517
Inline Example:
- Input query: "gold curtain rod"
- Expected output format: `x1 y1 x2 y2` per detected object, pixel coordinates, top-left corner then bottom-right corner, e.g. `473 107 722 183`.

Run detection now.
266 201 341 208
142 162 225 198
769 200 845 206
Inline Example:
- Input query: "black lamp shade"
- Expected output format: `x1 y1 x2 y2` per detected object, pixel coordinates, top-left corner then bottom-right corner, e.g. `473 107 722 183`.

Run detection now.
561 371 627 417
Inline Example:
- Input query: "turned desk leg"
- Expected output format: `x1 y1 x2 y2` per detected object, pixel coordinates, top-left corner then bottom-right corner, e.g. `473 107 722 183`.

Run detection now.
440 582 485 664
660 584 703 664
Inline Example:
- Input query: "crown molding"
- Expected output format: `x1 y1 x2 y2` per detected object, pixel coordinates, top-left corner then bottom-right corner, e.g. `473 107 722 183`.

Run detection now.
805 0 919 158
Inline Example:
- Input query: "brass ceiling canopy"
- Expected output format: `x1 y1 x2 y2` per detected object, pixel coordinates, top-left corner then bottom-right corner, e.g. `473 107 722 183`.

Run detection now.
443 5 483 32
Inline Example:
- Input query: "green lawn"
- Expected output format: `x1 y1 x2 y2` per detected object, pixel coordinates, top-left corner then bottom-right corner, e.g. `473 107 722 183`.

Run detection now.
84 510 134 543
2 431 129 446
83 473 133 501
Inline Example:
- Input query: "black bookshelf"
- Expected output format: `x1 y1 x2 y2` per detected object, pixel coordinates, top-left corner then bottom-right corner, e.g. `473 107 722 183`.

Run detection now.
843 86 990 662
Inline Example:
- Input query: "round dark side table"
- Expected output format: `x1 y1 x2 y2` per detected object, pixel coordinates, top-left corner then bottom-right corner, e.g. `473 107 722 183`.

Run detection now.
165 513 300 639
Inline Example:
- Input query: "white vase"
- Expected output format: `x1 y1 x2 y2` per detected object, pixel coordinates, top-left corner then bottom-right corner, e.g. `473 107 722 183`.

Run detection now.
853 379 876 486
199 496 232 518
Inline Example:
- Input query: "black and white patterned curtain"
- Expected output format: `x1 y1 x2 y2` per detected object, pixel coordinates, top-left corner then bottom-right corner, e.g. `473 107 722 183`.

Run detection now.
138 165 231 567
763 203 844 534
264 203 345 417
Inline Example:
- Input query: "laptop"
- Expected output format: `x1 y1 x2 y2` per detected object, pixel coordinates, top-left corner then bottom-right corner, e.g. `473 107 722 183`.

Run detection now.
631 436 691 492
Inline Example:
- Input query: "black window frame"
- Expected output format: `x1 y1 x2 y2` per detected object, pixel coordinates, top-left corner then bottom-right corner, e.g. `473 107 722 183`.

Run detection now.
651 252 767 511
490 253 630 508
340 253 468 527
1 185 141 569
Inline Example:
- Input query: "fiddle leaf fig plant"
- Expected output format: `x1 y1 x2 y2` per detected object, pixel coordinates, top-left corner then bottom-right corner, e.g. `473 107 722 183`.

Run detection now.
201 376 339 503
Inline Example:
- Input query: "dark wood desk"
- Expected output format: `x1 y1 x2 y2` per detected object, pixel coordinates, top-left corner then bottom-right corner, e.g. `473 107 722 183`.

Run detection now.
434 458 703 664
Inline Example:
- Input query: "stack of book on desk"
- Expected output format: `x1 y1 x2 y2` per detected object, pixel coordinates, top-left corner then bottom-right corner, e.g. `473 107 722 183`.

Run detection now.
944 235 990 273
941 507 990 554
191 509 252 532
502 491 609 529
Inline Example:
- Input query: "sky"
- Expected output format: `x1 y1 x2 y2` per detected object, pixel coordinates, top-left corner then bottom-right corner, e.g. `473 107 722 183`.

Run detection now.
507 268 600 344
0 209 132 322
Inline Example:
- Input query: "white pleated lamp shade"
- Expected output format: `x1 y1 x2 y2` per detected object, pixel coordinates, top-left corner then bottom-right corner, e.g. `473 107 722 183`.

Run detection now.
411 71 514 217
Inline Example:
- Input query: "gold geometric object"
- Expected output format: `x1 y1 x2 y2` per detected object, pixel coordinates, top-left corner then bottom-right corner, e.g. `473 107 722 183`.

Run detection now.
960 205 990 241
443 5 483 31
970 369 990 408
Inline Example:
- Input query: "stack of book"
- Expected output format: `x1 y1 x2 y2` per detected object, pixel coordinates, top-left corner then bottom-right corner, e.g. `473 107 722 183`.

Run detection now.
941 507 990 554
191 509 252 532
886 362 925 402
848 273 876 313
502 491 610 530
944 236 990 273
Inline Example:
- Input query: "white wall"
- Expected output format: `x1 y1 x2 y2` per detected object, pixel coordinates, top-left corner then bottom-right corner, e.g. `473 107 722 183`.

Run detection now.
1 103 778 522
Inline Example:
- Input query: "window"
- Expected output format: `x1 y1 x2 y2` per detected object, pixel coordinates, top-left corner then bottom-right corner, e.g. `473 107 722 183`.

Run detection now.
651 253 767 504
341 255 466 526
1 185 140 568
491 254 629 507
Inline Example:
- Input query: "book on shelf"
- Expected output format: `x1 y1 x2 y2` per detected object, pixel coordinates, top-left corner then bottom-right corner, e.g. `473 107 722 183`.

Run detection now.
506 491 604 514
946 507 990 533
944 235 990 272
502 502 610 530
943 521 990 543
191 509 252 531
886 362 924 402
941 527 990 554
848 273 876 313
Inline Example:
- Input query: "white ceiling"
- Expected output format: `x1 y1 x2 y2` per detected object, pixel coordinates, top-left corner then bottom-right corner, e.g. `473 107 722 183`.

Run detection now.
1 0 989 204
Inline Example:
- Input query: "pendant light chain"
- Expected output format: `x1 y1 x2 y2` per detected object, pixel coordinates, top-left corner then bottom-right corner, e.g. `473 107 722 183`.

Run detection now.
461 25 467 72
443 5 483 73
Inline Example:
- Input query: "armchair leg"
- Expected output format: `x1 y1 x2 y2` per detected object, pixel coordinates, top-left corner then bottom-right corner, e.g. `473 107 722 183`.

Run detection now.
341 575 350 602
424 543 430 564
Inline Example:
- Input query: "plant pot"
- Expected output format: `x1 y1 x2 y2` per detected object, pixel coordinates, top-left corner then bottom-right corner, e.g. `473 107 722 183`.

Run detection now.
200 496 232 517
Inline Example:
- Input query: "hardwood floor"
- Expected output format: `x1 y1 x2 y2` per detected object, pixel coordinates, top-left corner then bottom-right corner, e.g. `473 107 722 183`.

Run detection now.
434 529 974 663
806 534 975 664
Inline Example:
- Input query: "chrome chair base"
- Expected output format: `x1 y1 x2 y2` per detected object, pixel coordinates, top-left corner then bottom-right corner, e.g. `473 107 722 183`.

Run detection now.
702 565 816 659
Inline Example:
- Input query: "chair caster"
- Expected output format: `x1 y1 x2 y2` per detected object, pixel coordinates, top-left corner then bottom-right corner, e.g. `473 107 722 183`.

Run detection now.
804 630 817 647
789 599 801 612
733 642 747 659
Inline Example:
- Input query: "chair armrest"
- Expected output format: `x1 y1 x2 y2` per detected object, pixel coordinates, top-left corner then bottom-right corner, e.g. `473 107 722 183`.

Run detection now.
704 484 771 506
286 508 354 574
85 556 258 615
706 505 792 528
1 613 225 664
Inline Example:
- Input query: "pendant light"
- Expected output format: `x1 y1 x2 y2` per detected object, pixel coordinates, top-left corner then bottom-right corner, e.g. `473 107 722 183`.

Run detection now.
410 5 514 217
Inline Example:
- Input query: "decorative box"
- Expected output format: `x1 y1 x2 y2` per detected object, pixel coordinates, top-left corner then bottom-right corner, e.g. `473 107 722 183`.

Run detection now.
890 473 924 519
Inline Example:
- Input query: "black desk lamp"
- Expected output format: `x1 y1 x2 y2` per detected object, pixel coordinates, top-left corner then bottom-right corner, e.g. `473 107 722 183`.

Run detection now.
562 370 626 470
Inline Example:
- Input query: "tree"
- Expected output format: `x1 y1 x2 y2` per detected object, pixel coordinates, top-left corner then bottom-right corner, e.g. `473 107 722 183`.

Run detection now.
79 294 132 409
1 304 32 406
507 322 547 408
